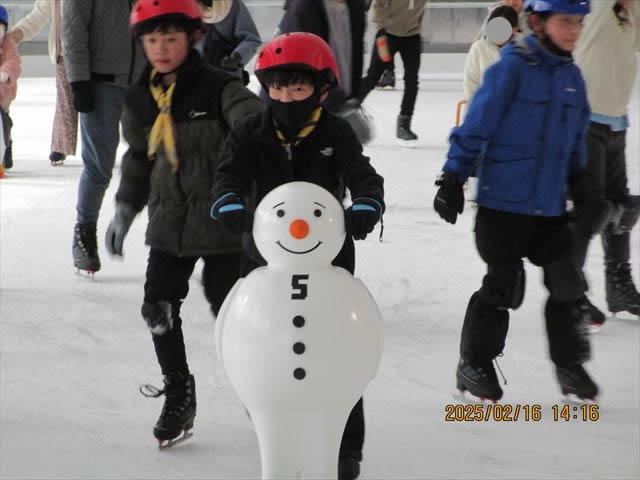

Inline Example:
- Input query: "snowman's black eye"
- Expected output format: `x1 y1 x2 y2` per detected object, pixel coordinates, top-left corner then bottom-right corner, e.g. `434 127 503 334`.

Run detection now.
314 209 322 217
277 209 285 217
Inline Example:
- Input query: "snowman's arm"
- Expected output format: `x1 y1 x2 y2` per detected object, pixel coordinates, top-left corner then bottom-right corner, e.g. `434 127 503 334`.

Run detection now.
215 278 244 367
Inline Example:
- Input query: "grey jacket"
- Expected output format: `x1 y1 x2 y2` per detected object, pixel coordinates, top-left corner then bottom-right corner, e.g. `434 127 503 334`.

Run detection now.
63 0 145 85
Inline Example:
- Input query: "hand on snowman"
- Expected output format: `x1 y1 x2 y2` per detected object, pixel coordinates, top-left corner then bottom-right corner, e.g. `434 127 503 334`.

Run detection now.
345 197 383 241
210 192 253 235
0 71 9 83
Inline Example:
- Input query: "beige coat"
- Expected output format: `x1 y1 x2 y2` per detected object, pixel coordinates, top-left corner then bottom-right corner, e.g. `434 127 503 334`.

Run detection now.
370 0 428 37
574 0 640 117
9 0 63 64
463 38 501 101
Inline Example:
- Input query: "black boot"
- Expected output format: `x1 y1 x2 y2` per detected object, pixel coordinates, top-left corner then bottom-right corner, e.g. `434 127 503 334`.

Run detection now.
338 455 361 480
555 364 598 400
72 222 101 273
49 151 66 166
3 140 12 169
376 68 395 89
606 262 640 316
456 357 503 401
396 114 418 146
153 372 197 442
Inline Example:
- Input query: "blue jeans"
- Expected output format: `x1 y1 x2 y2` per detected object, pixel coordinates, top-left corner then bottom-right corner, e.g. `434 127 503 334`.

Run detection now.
76 82 124 224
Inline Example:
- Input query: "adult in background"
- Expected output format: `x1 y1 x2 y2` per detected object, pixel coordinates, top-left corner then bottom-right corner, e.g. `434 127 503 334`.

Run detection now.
357 0 428 147
573 0 640 326
9 0 75 166
63 0 144 274
196 0 261 85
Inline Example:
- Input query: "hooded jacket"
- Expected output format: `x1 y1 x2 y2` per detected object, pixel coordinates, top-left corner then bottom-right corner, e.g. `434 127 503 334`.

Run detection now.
444 35 590 217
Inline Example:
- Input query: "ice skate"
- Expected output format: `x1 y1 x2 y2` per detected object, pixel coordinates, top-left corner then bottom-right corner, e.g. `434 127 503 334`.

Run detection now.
555 364 598 403
141 372 196 449
606 262 640 317
455 358 503 403
583 297 606 333
338 456 361 480
396 114 417 148
376 68 395 90
72 222 101 275
49 152 65 166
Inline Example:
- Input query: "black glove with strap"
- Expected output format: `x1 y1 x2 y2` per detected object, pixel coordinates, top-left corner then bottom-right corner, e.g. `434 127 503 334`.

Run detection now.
433 171 464 224
345 197 383 241
221 51 243 71
70 81 94 113
210 193 252 235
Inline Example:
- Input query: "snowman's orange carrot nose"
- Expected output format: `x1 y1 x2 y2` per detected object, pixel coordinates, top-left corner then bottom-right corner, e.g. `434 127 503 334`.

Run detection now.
289 219 309 239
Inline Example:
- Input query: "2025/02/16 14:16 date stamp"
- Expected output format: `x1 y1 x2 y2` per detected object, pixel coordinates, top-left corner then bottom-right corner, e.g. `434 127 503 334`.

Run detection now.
444 404 600 422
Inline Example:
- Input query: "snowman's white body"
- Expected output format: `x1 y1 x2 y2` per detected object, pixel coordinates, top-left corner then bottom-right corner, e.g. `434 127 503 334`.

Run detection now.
215 182 383 479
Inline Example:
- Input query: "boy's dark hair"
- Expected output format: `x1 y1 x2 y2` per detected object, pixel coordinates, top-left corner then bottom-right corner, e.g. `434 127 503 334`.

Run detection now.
133 15 201 38
489 5 519 28
261 68 319 89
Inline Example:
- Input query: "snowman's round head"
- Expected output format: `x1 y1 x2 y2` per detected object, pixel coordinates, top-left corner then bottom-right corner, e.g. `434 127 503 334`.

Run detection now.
253 182 346 268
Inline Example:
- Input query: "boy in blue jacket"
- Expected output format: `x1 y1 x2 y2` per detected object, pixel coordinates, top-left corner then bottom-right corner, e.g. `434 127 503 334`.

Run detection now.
433 0 603 402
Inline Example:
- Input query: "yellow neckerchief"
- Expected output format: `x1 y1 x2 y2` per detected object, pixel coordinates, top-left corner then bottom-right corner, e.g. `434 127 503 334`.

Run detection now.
148 69 179 173
274 107 323 161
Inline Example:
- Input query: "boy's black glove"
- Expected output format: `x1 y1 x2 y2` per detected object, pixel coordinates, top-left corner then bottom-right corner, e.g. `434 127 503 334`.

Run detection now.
70 81 94 113
105 202 137 256
345 197 382 240
221 51 242 71
210 193 252 235
434 171 464 224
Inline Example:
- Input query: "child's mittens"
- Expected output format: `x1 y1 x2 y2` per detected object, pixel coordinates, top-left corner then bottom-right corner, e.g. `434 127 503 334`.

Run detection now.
0 71 9 83
105 202 137 256
210 193 252 235
345 197 383 241
433 170 464 225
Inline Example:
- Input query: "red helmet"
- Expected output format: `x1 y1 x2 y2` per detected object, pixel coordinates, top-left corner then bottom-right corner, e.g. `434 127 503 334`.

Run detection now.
255 32 339 87
130 0 201 29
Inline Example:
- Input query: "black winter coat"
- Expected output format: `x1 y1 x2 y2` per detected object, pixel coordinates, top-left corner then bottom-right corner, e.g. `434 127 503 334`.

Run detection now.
279 0 366 103
115 50 265 257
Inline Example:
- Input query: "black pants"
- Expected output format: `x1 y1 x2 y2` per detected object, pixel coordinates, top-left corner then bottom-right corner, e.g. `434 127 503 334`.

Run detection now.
460 208 590 367
358 30 421 117
242 234 364 460
144 249 242 376
574 122 631 268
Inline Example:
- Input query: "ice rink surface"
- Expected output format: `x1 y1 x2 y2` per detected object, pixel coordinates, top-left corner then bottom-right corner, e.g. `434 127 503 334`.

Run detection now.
1 57 639 479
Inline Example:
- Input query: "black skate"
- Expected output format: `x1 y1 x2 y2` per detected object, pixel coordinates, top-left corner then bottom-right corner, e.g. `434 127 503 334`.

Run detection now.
606 262 640 317
141 372 197 449
583 296 606 333
49 152 65 166
555 364 598 403
456 358 503 403
338 456 361 480
376 68 395 90
396 115 418 148
72 222 100 275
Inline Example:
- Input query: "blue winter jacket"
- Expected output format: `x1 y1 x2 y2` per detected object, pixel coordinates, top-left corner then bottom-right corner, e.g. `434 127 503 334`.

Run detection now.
443 35 590 217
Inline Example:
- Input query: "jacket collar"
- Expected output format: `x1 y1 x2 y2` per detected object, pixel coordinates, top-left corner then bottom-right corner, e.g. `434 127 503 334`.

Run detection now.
505 34 574 67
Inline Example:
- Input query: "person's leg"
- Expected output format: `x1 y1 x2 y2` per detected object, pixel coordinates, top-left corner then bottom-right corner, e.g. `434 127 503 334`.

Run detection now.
202 251 243 317
50 58 78 162
397 34 421 118
601 128 640 315
357 29 396 103
76 82 123 225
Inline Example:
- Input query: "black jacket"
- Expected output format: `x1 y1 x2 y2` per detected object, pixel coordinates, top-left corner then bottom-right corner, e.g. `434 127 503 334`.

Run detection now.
279 0 366 104
115 50 265 257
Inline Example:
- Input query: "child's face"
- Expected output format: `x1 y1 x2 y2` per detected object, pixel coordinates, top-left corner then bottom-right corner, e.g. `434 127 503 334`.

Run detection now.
141 28 190 74
543 14 584 52
268 82 315 103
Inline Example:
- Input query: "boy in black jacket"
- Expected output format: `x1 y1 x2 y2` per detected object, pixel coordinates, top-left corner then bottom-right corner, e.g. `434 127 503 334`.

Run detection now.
104 0 263 447
211 32 384 480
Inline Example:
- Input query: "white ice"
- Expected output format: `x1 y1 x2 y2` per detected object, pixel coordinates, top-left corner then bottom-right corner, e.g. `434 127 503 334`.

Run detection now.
1 55 639 479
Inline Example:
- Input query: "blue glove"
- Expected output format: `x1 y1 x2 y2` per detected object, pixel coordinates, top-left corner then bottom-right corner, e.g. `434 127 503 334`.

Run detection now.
210 193 252 235
433 171 464 225
345 197 383 240
105 202 136 256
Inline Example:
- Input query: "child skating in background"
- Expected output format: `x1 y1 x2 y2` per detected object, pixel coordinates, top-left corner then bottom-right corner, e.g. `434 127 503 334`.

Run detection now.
0 4 21 177
104 0 263 447
433 0 603 403
211 32 384 480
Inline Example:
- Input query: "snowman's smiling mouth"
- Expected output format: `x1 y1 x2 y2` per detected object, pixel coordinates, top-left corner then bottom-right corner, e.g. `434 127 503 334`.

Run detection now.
276 241 322 254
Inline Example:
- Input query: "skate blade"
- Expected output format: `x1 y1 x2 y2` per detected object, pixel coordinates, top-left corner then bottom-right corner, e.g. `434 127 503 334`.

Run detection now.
50 160 64 166
561 393 598 405
453 389 498 405
74 268 97 278
588 322 604 334
396 138 417 148
158 430 193 450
